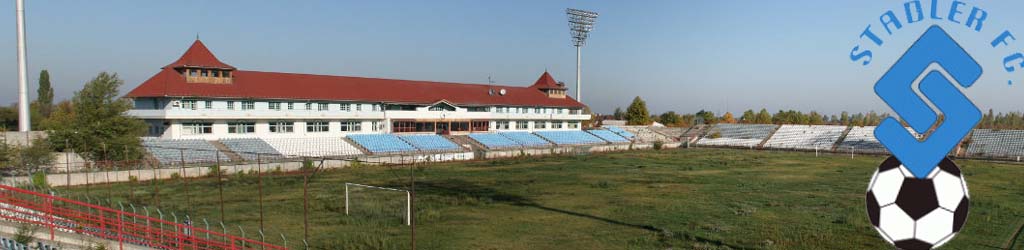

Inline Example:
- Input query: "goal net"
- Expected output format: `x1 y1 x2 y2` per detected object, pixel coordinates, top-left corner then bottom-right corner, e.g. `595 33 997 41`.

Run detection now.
344 182 411 226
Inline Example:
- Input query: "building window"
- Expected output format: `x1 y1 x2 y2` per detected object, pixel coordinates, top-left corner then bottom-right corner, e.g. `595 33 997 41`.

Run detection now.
496 121 510 130
429 106 444 111
569 122 580 129
371 121 381 132
306 121 330 133
552 121 564 129
269 102 282 111
471 121 489 131
557 109 564 114
535 107 542 114
228 122 255 134
181 100 197 110
355 104 362 111
305 103 312 110
372 104 380 112
318 103 329 111
516 121 529 130
522 108 530 114
495 107 505 113
340 121 362 132
287 102 294 110
182 122 212 135
204 101 212 109
451 122 470 132
227 101 235 110
189 69 198 77
340 103 351 111
241 101 255 110
468 107 488 112
201 70 209 77
535 121 547 129
269 121 294 133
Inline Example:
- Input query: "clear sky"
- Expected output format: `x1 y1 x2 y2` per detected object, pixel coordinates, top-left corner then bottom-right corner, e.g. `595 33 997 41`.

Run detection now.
1 0 1024 115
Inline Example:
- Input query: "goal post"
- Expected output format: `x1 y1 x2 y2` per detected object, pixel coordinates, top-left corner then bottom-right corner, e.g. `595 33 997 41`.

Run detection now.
344 182 411 226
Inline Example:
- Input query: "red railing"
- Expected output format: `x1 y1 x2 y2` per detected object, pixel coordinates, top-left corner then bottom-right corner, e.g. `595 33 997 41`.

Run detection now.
0 184 286 250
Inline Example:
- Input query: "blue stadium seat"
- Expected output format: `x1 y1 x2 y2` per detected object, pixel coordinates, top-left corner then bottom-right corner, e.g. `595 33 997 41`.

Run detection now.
399 134 461 151
348 134 418 153
534 131 606 145
587 130 631 143
604 126 636 139
468 133 521 149
499 132 551 147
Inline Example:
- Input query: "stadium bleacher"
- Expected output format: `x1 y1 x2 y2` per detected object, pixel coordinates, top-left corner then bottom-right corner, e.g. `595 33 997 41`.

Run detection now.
696 124 777 148
603 126 636 140
534 131 606 145
649 127 686 139
837 126 887 154
262 137 363 157
619 126 673 142
763 125 846 150
399 134 461 151
348 134 418 154
965 129 1024 159
142 138 229 164
218 138 284 160
500 132 553 147
681 125 707 143
587 129 631 143
468 133 521 149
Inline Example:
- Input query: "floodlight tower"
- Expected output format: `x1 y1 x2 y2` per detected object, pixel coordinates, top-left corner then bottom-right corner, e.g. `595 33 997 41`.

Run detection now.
566 8 598 103
15 0 30 131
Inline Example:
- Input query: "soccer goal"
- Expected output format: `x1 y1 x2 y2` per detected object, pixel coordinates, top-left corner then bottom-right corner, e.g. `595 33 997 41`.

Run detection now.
344 182 411 226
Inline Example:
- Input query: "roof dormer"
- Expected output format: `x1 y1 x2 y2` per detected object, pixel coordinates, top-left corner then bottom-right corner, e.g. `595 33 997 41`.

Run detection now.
530 71 567 99
167 39 236 84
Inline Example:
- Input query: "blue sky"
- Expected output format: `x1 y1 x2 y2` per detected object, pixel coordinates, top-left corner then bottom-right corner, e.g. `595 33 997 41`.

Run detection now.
1 0 1024 115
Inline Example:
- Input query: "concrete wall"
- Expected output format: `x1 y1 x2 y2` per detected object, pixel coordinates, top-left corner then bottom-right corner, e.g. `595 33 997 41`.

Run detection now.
0 131 46 147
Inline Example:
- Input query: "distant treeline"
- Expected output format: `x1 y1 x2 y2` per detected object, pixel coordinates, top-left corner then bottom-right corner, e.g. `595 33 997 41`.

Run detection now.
607 96 1024 130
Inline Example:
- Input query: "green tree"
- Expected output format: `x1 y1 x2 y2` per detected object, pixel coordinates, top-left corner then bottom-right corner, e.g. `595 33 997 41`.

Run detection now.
659 111 681 126
7 138 55 174
755 109 772 124
612 107 625 120
809 111 823 125
36 70 54 118
740 109 756 123
696 110 717 124
625 96 652 125
46 72 147 161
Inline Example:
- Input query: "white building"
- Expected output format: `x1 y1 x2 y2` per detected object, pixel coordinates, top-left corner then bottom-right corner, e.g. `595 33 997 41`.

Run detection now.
125 40 590 140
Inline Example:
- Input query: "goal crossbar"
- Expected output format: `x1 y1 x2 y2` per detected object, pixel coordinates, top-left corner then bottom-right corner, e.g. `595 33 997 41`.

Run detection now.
344 182 411 226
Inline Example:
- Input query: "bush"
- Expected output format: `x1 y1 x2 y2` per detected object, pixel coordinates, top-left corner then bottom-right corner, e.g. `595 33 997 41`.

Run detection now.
30 171 48 189
14 224 37 245
205 165 224 178
653 141 664 150
170 172 181 180
302 159 315 170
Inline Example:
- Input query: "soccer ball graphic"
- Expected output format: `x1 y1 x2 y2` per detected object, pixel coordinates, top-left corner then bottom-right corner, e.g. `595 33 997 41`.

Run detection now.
865 156 969 250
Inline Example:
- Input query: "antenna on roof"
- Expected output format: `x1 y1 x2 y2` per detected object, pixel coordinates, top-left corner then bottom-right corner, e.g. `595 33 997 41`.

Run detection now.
488 75 495 84
196 33 200 40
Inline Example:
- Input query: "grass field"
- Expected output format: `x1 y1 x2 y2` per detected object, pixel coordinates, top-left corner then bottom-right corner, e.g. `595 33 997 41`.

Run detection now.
62 148 1024 249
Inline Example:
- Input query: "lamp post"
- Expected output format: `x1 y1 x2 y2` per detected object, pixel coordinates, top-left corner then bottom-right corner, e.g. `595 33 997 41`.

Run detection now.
566 8 599 103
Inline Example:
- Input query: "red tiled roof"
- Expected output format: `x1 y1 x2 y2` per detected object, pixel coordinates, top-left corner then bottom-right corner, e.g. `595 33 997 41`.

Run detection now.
164 40 235 70
530 71 567 90
126 41 585 108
